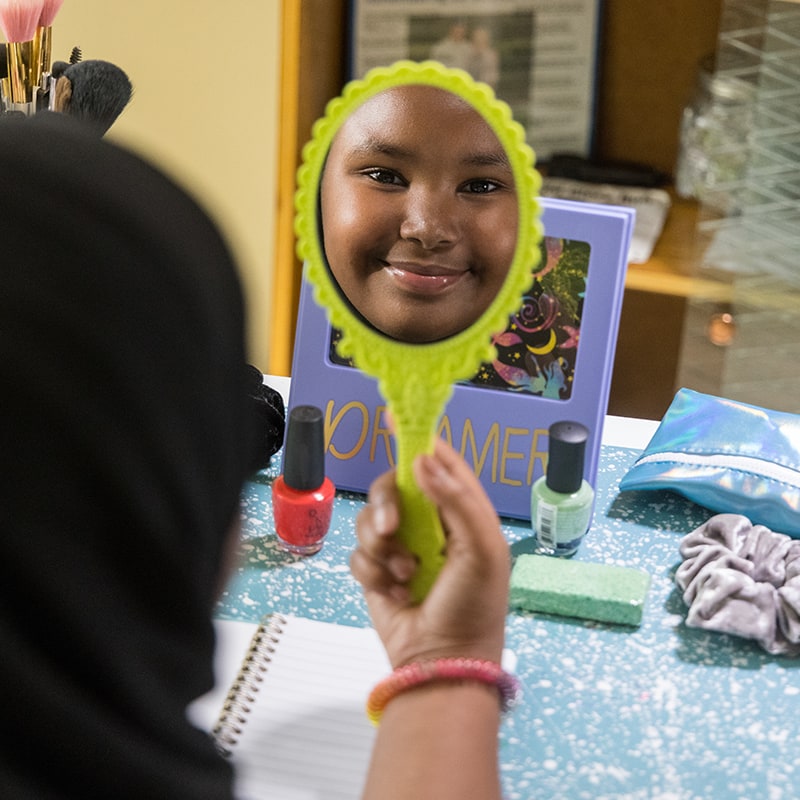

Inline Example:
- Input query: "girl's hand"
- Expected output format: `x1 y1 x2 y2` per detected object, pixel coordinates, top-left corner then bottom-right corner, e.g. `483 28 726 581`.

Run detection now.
350 438 509 667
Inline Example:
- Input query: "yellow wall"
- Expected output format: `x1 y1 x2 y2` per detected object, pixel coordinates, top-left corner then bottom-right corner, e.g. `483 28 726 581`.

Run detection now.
52 2 282 369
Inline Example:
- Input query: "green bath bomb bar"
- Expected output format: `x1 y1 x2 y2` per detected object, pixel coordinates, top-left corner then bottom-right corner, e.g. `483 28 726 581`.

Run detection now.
510 555 650 626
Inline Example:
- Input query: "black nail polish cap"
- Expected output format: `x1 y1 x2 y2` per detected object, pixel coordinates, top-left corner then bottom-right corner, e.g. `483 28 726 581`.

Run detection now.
283 405 325 491
546 421 589 494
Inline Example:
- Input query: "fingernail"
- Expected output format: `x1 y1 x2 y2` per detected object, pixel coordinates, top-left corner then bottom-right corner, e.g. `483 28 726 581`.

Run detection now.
388 554 415 582
373 503 393 536
423 454 450 486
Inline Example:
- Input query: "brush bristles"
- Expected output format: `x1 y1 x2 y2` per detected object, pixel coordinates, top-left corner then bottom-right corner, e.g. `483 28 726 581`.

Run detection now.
60 60 133 135
0 0 43 43
37 0 62 28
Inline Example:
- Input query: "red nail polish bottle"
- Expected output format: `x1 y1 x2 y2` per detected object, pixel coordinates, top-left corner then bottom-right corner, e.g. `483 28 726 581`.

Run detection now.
272 405 335 555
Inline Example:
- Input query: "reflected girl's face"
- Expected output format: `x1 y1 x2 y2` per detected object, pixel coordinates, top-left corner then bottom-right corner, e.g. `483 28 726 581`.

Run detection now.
320 85 518 343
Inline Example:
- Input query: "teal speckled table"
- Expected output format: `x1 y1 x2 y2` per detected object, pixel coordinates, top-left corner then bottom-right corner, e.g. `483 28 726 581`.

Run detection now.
217 439 799 800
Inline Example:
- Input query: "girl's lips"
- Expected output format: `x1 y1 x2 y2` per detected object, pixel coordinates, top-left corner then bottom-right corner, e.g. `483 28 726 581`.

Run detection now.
383 262 467 295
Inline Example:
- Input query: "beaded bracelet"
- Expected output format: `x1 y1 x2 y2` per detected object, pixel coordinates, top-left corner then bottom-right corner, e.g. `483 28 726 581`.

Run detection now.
366 657 520 725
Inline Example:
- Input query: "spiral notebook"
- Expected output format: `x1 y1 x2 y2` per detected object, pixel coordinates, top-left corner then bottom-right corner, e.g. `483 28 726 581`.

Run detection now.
188 614 391 800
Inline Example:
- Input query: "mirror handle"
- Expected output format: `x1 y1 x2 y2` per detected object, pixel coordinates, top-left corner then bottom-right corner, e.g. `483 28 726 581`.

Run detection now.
396 458 446 603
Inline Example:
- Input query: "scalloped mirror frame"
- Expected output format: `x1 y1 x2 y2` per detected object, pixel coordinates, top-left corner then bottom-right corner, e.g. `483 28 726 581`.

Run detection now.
295 60 543 599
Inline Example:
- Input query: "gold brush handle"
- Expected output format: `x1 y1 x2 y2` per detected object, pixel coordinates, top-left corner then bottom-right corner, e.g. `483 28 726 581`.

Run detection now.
6 40 36 105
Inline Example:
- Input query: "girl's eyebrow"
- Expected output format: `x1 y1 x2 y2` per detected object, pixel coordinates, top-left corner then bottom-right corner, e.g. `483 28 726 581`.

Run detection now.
344 136 511 171
345 137 414 160
464 150 511 170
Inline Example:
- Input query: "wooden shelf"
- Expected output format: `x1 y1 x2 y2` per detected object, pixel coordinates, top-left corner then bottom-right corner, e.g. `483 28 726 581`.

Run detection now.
624 193 736 304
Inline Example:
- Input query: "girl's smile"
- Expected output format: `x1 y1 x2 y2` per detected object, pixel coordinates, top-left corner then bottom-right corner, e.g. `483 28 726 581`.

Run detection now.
383 260 468 294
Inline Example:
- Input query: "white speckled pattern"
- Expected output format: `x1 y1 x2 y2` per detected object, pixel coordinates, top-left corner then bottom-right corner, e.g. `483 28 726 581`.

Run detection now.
217 443 799 799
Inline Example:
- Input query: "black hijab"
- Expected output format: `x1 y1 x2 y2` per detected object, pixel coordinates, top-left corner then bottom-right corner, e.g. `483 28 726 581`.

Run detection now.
0 114 251 798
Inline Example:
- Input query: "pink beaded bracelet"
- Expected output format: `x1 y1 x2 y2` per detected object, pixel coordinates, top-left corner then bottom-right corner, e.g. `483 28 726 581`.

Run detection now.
366 657 520 725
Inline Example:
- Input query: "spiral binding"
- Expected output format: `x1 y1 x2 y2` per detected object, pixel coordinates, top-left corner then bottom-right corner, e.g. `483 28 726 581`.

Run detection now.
211 613 287 756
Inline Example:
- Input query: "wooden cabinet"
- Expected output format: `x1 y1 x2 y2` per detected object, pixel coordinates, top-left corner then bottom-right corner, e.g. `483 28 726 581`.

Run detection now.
271 1 725 422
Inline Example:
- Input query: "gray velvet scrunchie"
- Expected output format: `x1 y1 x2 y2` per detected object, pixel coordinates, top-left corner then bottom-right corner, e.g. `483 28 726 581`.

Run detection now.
675 514 800 656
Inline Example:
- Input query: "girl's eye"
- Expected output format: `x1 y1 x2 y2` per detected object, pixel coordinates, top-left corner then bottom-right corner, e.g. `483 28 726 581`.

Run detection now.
363 168 405 186
462 179 500 194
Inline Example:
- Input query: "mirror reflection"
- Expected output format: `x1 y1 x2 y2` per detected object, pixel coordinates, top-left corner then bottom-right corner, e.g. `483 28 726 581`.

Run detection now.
319 84 518 344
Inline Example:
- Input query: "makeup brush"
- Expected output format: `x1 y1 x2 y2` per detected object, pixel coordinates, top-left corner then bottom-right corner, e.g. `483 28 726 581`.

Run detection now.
52 59 133 135
32 0 63 88
0 0 43 112
49 45 81 84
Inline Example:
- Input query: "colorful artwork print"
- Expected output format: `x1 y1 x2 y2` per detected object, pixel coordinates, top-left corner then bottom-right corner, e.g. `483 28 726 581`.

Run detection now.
469 236 589 399
328 235 590 402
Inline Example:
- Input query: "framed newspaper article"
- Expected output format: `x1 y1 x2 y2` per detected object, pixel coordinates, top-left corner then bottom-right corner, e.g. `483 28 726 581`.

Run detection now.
348 0 602 160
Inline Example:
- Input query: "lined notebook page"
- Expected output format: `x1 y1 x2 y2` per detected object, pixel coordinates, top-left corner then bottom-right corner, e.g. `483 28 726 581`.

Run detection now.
200 616 391 800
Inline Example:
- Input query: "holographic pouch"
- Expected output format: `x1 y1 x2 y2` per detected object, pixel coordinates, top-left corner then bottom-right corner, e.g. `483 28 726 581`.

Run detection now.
619 388 800 538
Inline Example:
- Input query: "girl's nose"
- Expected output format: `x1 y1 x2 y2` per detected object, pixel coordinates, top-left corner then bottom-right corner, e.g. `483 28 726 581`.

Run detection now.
399 189 460 249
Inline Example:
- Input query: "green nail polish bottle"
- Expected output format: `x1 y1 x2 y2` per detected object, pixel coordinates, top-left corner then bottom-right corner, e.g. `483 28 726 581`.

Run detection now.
531 421 594 557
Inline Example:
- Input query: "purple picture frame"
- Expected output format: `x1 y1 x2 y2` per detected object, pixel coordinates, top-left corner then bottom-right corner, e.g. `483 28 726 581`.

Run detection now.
287 197 634 520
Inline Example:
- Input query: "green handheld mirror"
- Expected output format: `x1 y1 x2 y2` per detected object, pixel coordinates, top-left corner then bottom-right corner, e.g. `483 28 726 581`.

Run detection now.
295 60 542 600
